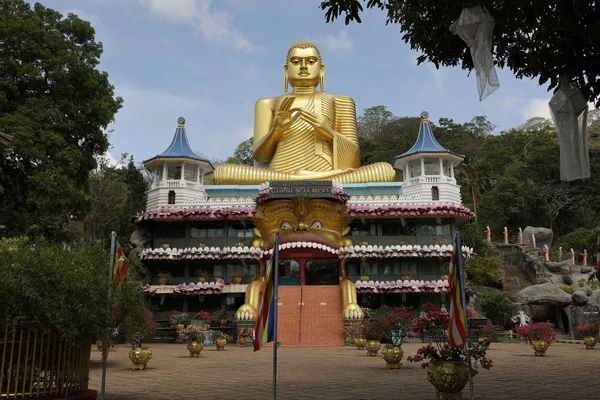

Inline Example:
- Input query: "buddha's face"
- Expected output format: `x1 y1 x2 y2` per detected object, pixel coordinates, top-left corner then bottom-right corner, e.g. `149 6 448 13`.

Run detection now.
285 47 322 88
251 198 350 249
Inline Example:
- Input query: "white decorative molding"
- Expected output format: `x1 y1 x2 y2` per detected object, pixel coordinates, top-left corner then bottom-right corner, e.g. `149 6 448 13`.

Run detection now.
355 279 450 294
140 246 263 260
337 244 473 259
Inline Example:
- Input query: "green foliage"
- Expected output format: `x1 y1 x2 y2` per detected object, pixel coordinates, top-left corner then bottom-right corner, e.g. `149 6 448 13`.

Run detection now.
464 257 502 288
552 228 597 254
225 137 253 165
560 285 574 294
0 0 122 241
459 223 487 256
320 0 600 107
475 290 515 328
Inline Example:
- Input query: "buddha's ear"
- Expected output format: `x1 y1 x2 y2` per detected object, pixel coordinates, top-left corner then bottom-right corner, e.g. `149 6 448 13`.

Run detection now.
283 65 289 93
320 64 325 92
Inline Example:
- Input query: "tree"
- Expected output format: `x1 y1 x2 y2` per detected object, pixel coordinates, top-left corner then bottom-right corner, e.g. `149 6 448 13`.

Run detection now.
320 0 600 106
358 105 395 139
0 0 123 241
225 137 253 165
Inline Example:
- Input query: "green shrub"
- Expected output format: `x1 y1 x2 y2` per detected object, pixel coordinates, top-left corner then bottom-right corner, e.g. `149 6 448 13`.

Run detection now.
552 228 597 254
561 285 574 294
464 257 502 288
459 223 488 255
475 289 515 327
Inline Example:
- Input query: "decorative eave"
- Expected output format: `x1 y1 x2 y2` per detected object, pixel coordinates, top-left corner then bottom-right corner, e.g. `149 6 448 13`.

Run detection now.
337 244 473 259
135 201 256 222
355 279 450 294
140 246 263 260
143 156 214 173
347 202 474 220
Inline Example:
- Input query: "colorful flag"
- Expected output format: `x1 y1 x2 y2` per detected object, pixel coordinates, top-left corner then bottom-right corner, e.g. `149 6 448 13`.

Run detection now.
254 235 280 351
112 240 129 289
448 233 467 348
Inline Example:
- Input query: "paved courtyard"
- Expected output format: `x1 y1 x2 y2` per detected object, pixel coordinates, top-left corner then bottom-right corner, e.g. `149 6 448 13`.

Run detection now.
90 342 598 400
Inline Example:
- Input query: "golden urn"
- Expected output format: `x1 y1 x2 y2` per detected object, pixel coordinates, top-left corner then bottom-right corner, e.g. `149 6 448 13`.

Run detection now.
365 340 381 357
531 339 549 356
215 338 227 351
238 336 249 347
355 337 366 350
427 361 469 399
187 341 203 357
583 336 597 350
128 347 152 371
477 336 491 351
381 345 403 369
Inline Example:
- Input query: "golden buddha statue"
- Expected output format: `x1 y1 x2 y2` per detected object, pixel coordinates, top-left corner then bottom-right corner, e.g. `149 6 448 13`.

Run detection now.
214 41 395 185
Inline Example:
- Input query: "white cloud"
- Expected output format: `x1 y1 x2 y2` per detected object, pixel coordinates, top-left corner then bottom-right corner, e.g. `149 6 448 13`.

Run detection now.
322 30 354 53
521 97 551 120
501 96 523 110
138 0 255 52
428 64 444 91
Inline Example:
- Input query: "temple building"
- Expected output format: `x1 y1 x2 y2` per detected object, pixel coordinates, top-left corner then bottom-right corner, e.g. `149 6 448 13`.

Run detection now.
133 40 473 345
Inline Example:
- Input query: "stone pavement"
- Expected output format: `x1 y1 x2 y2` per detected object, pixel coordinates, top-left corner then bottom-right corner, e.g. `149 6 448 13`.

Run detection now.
89 342 599 400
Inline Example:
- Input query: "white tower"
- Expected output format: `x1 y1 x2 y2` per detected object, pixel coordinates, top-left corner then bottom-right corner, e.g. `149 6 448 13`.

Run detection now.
143 117 214 208
393 112 464 204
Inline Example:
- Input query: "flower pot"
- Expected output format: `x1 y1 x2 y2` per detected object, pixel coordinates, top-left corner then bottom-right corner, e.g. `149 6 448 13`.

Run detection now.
176 323 185 331
478 336 491 351
427 361 469 400
187 341 203 357
348 336 356 346
215 338 227 351
360 275 369 282
219 318 228 327
583 336 597 350
365 340 381 356
531 339 549 356
197 276 206 283
128 347 152 371
233 276 242 284
355 337 366 350
159 277 168 285
238 337 249 347
203 323 211 330
381 344 403 369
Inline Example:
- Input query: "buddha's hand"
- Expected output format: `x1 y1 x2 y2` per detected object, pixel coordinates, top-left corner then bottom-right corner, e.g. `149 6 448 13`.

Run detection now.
298 110 334 141
273 96 301 133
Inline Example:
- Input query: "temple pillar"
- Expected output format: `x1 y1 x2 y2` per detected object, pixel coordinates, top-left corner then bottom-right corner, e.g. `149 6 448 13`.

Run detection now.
162 163 167 182
420 158 425 176
439 158 444 176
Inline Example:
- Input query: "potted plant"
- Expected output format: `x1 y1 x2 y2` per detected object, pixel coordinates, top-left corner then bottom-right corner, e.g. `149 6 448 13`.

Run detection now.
212 309 230 327
477 324 502 350
197 272 207 283
379 306 417 369
122 310 158 371
178 325 207 357
399 270 416 281
237 328 253 347
211 330 232 351
157 272 170 285
576 323 598 349
413 303 450 340
167 311 186 330
516 322 557 356
232 271 243 284
195 311 213 329
407 341 493 398
342 322 362 346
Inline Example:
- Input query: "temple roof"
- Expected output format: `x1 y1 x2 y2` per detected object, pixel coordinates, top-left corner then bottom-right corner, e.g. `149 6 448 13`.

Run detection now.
394 112 464 164
144 117 213 171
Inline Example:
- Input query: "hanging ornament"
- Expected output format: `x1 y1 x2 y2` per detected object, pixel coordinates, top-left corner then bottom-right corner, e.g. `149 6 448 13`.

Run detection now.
549 75 590 181
450 5 500 101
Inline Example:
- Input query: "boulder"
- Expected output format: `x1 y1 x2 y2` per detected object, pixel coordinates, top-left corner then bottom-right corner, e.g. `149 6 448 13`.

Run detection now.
588 289 600 305
572 290 589 306
523 226 553 249
544 259 572 274
514 282 573 306
581 266 593 273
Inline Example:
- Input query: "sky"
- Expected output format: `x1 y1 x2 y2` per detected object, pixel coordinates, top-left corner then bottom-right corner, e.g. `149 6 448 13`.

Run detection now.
41 0 559 164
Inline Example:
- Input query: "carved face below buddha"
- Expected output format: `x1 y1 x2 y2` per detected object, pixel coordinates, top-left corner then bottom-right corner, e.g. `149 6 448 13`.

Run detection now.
251 198 352 249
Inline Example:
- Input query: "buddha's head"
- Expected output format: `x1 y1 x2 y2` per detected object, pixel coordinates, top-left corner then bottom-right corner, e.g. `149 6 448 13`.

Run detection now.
284 41 325 92
251 198 351 249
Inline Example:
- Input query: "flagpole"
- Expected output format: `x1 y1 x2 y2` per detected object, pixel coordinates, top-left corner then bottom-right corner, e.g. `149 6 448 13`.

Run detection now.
100 231 117 400
456 233 475 400
272 232 280 400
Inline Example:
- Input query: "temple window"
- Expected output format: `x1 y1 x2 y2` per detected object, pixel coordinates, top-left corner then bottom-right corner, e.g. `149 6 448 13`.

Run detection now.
184 164 195 181
190 224 224 238
381 220 416 236
431 186 440 201
168 190 176 204
409 161 421 177
228 223 255 238
424 160 440 175
167 165 182 180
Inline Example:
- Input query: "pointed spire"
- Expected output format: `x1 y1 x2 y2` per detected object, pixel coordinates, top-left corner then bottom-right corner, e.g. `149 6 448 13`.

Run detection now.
394 111 464 162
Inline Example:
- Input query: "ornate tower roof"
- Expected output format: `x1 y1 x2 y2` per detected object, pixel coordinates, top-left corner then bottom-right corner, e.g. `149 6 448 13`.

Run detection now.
144 117 213 172
394 112 464 165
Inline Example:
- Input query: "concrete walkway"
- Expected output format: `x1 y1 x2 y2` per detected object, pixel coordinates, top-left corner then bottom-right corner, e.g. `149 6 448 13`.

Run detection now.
89 342 599 400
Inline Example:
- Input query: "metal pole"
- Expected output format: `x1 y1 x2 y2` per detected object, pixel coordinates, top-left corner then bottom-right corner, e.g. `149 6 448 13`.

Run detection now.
272 232 280 400
100 232 117 400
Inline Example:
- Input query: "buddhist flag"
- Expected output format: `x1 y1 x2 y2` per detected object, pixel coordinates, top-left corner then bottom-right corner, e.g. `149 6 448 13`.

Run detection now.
112 240 129 289
254 234 280 352
448 233 467 348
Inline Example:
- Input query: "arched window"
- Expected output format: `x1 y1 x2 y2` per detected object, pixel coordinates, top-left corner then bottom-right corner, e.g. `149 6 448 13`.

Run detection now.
168 190 176 205
431 186 439 201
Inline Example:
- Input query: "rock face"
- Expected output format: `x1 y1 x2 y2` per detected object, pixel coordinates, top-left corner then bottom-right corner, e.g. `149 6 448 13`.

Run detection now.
588 289 600 305
514 282 573 306
545 259 573 274
572 290 589 306
523 226 553 249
